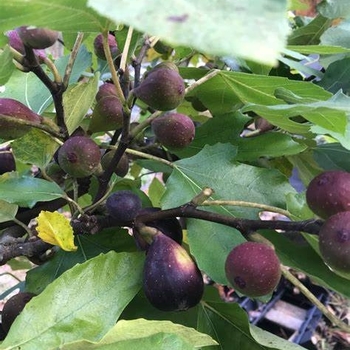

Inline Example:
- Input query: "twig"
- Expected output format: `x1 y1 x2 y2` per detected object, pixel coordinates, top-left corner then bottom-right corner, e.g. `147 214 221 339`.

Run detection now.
120 27 133 73
185 69 221 95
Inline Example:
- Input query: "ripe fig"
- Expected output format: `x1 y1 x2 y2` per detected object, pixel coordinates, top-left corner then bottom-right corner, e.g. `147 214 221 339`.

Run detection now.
6 30 25 53
0 149 16 174
1 292 36 334
133 207 183 250
95 82 118 101
152 112 195 149
143 232 204 311
106 190 142 222
306 170 350 219
0 98 42 140
225 242 281 298
57 136 101 178
319 211 350 279
133 64 185 111
101 151 129 177
16 26 58 49
93 33 119 60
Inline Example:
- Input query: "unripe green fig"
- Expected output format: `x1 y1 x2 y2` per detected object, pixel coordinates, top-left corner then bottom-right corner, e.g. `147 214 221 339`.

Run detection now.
143 232 204 311
93 33 119 60
0 149 16 174
152 112 195 149
0 98 42 140
1 292 36 334
225 242 281 298
306 170 350 219
16 26 58 49
319 211 350 279
133 207 183 250
57 136 101 178
133 64 185 111
101 150 129 177
106 190 142 222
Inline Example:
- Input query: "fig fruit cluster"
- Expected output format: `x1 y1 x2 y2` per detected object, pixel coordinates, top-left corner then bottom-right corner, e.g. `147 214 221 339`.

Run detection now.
306 170 350 278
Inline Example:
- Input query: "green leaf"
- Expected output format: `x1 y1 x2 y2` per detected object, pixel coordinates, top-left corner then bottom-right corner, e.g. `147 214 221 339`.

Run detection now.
61 318 217 350
318 0 350 19
0 172 64 208
0 199 18 223
313 142 350 171
320 19 350 48
287 44 350 55
12 128 60 168
0 45 14 85
88 0 290 65
286 192 313 220
148 177 165 208
63 73 99 134
1 251 144 349
0 0 109 33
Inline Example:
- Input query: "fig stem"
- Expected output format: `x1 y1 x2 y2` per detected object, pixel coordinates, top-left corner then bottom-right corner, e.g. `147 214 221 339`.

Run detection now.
281 266 350 333
120 26 133 73
124 148 174 168
42 56 62 84
201 200 291 218
185 69 221 95
132 35 152 89
129 110 162 139
190 187 215 207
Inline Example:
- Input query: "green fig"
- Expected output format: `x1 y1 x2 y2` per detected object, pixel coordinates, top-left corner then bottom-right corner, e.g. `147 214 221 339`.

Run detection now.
101 150 129 177
143 232 204 311
0 149 16 174
57 136 101 178
0 98 42 140
225 242 281 298
16 26 58 49
133 64 185 111
93 33 119 60
306 170 350 219
152 112 195 149
319 211 350 279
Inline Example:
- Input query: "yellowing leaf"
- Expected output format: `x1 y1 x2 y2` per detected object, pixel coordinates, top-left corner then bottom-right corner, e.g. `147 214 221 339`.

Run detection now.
37 211 77 252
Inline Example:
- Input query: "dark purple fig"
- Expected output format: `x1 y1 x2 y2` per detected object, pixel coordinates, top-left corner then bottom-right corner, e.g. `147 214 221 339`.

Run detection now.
225 242 281 298
254 117 275 133
0 98 42 140
143 232 204 311
93 33 119 60
6 30 25 53
133 207 183 250
319 211 350 279
152 112 195 149
16 26 58 49
101 151 129 177
306 170 350 219
0 149 16 174
57 136 101 178
133 64 185 111
95 83 118 101
1 292 36 334
106 190 142 222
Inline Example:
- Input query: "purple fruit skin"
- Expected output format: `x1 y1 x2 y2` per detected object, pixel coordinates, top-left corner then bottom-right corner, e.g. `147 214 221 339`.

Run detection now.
96 83 118 102
93 33 119 60
0 150 16 174
58 136 101 178
16 26 58 49
152 113 195 149
319 211 350 275
143 233 204 311
133 68 185 111
225 242 281 297
101 151 129 177
306 170 350 219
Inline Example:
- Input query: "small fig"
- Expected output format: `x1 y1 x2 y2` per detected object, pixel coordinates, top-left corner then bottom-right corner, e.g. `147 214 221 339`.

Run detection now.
306 170 350 219
0 98 42 140
133 207 183 250
16 26 58 49
225 242 281 298
254 117 275 133
6 30 25 53
152 112 195 149
57 136 101 178
93 33 119 60
106 190 142 222
1 292 36 334
95 83 118 101
101 151 129 177
133 64 185 111
143 232 204 311
0 149 16 174
319 211 350 279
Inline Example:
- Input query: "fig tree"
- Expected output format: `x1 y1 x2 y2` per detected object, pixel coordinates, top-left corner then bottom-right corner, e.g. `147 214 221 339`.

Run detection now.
93 33 119 60
106 190 142 222
143 232 204 311
0 98 42 140
57 136 101 178
0 149 16 174
306 170 350 219
1 292 36 334
152 112 195 149
101 151 129 177
133 64 185 111
225 241 281 298
17 26 58 49
319 211 350 279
